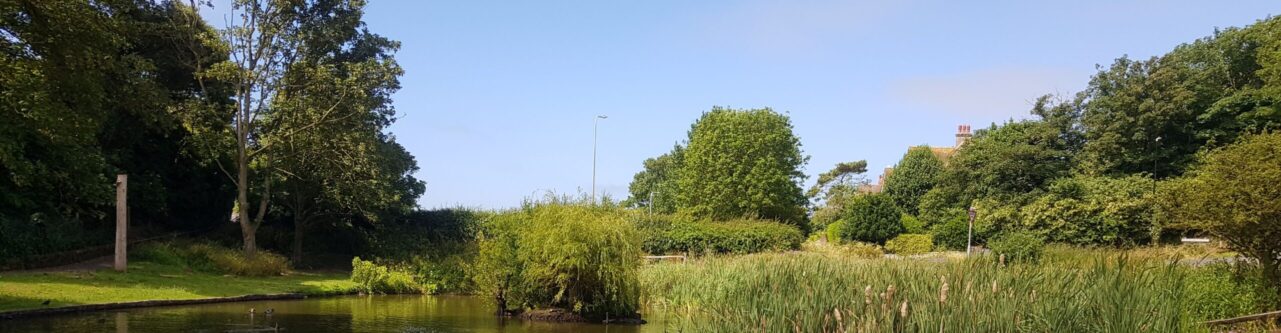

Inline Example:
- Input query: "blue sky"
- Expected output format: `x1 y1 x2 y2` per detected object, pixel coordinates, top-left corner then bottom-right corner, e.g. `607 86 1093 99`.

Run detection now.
205 1 1278 209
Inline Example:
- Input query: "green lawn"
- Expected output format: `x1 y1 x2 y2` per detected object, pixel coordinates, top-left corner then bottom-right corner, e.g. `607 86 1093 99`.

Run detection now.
0 261 356 312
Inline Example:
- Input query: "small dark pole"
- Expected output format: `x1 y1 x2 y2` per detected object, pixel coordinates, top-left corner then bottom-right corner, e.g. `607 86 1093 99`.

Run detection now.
1152 136 1161 245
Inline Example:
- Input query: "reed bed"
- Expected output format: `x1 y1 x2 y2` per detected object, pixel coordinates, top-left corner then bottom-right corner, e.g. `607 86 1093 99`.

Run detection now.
641 252 1202 332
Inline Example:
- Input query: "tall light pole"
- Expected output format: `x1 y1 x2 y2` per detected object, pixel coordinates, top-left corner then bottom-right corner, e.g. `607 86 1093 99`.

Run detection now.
967 206 976 256
592 115 608 204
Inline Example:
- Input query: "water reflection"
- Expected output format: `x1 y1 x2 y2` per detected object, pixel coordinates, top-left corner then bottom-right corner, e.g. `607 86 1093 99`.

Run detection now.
0 295 665 333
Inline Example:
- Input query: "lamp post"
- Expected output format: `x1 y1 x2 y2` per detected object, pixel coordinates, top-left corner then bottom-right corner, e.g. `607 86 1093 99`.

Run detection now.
967 206 976 256
592 115 608 204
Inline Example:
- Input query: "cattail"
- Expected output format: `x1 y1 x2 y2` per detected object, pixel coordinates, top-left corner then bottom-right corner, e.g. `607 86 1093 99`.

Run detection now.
835 308 846 333
885 284 897 303
991 280 998 293
999 253 1006 267
864 285 873 305
900 300 910 319
939 278 950 304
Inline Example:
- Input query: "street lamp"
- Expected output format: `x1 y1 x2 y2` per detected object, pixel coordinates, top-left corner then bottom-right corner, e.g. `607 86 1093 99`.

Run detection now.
592 115 608 204
967 206 977 255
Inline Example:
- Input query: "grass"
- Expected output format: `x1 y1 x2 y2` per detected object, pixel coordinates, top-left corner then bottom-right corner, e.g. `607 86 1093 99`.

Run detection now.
0 259 356 312
640 247 1265 333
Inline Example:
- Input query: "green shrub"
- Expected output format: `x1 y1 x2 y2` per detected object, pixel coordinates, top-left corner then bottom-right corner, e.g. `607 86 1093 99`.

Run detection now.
1019 176 1155 246
838 194 904 245
901 213 926 233
988 231 1045 263
884 234 933 255
825 220 846 244
661 219 802 255
930 213 970 250
351 257 428 294
475 203 642 320
133 241 289 276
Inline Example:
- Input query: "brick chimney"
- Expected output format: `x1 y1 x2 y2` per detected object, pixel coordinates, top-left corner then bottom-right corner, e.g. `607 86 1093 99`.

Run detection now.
955 124 972 147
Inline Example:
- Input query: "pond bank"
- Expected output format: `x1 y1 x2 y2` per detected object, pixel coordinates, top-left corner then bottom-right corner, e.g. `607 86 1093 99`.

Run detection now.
0 293 305 320
0 259 356 313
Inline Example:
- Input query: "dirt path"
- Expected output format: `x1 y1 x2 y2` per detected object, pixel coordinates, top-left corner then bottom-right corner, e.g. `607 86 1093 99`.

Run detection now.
2 256 113 274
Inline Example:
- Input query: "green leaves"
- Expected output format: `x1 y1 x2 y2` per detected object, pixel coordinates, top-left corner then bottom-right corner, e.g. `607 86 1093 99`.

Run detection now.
673 107 810 229
884 147 943 216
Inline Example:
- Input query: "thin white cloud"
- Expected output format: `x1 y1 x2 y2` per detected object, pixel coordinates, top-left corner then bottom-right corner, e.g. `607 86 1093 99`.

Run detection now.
889 67 1084 118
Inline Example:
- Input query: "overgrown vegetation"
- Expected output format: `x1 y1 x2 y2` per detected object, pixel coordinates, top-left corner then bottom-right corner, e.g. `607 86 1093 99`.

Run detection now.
473 201 643 320
350 257 429 294
641 251 1263 332
133 241 290 276
884 234 933 255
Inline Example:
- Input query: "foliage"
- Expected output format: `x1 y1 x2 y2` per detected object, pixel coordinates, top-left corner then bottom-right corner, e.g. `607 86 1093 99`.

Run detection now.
641 252 1195 332
801 239 884 259
837 194 904 245
638 216 804 255
930 212 971 251
674 107 810 230
0 0 234 259
825 220 846 244
901 213 926 234
884 234 933 255
807 161 868 232
987 231 1045 264
1161 132 1281 306
883 147 944 215
474 203 642 319
351 257 428 294
1018 175 1156 246
622 145 682 214
133 241 290 276
1081 17 1281 178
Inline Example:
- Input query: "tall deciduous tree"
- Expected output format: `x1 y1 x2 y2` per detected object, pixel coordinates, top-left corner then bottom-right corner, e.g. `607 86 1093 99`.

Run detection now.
190 0 401 255
883 147 942 216
674 107 809 230
623 145 682 214
1161 132 1281 307
1081 17 1281 178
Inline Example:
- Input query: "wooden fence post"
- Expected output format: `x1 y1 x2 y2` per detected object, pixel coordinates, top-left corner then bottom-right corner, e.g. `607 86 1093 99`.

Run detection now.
115 174 127 272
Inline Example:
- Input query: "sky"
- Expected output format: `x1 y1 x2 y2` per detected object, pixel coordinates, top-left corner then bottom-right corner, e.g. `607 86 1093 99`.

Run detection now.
203 1 1278 209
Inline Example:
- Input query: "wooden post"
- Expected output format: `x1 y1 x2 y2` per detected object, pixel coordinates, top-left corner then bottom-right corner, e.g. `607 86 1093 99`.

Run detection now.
115 174 127 272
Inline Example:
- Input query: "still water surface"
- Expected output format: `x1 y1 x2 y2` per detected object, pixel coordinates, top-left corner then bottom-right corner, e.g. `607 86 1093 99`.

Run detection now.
0 295 669 332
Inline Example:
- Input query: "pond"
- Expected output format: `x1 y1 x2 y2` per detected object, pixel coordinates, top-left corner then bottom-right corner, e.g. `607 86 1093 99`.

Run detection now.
0 295 669 333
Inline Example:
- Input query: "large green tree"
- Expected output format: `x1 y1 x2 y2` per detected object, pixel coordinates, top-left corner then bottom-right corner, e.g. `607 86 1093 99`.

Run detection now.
1 0 233 258
1161 132 1281 307
623 145 682 214
1081 17 1281 178
883 147 943 216
674 107 809 229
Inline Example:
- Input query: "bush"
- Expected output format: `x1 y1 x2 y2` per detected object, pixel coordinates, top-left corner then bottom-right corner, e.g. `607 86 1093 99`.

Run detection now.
351 257 428 294
1019 176 1155 246
133 241 290 276
901 214 926 234
475 203 642 320
884 234 933 255
988 231 1045 263
838 194 904 245
930 213 970 250
825 220 846 244
657 219 802 255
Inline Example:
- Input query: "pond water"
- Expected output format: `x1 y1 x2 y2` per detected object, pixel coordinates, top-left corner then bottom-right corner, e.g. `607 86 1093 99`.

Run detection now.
0 295 669 333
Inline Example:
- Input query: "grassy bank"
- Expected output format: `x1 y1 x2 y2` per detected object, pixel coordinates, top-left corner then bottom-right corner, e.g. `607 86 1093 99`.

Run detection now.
0 260 355 312
640 247 1265 332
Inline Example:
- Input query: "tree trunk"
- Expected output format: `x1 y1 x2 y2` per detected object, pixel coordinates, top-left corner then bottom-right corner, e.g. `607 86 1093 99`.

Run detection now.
237 144 256 256
292 214 305 264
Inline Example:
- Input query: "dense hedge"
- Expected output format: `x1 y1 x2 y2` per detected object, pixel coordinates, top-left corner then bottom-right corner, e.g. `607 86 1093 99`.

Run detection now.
636 215 803 255
884 234 933 255
838 194 904 245
133 241 290 276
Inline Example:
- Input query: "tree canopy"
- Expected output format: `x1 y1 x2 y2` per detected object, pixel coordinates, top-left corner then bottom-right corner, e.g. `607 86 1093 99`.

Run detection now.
672 107 810 229
883 147 943 216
